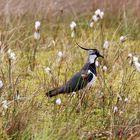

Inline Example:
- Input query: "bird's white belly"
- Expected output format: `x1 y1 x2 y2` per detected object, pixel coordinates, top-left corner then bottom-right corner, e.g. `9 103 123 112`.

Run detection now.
87 70 96 87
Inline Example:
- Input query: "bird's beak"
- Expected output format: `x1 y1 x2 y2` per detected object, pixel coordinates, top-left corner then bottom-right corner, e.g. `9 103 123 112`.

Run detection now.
99 54 104 58
76 43 90 51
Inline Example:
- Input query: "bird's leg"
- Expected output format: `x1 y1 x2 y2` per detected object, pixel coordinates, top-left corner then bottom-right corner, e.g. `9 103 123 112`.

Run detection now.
87 85 92 90
80 91 86 106
76 91 86 112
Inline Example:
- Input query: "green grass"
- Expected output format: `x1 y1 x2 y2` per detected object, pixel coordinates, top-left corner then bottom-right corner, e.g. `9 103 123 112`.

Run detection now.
0 15 140 140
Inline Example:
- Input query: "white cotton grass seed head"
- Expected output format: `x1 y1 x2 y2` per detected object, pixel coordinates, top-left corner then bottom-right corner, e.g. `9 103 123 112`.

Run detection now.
89 22 94 28
7 49 12 54
128 53 133 58
7 49 16 61
70 21 76 30
103 65 108 72
35 21 41 30
9 53 16 60
45 67 51 74
95 60 99 67
103 41 109 49
129 60 132 64
34 32 40 40
134 62 140 72
72 92 76 97
113 106 118 113
132 57 140 72
120 36 127 43
92 15 99 22
71 30 75 38
100 12 104 19
95 9 104 19
0 80 3 88
2 104 8 109
124 97 129 103
58 51 63 58
117 94 122 101
56 98 61 105
16 95 20 100
95 9 101 15
2 100 8 109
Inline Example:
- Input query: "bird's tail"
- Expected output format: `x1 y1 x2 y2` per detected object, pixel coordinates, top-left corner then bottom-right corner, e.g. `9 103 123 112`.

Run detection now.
46 87 63 97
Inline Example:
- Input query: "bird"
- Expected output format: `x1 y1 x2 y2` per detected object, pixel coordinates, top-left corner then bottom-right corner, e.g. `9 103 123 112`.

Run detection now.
46 43 103 97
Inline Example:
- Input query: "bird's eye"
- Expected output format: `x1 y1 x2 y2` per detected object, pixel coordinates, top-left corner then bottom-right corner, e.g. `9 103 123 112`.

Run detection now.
96 51 99 55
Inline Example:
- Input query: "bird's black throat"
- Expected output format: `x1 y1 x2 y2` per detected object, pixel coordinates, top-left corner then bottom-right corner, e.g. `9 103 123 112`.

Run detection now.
89 62 97 76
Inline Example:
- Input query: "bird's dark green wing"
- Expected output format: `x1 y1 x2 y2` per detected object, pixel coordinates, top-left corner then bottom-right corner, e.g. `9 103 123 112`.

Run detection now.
63 71 93 93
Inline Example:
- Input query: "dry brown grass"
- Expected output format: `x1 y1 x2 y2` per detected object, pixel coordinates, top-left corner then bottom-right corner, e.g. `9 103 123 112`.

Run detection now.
0 0 140 19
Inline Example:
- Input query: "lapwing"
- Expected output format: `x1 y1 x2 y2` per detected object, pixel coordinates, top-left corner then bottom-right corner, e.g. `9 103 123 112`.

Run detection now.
46 43 103 97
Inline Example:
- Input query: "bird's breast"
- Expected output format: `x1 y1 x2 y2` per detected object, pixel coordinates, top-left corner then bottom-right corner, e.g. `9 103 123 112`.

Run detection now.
87 70 96 86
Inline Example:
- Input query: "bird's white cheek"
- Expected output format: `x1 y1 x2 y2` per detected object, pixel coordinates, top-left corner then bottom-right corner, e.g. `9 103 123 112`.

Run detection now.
89 55 97 63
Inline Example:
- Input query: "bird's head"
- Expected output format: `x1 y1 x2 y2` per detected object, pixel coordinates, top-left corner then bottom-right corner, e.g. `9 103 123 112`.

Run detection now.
76 43 103 64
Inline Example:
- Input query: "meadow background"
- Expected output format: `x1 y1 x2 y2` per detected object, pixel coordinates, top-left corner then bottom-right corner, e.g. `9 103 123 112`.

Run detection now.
0 0 140 139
